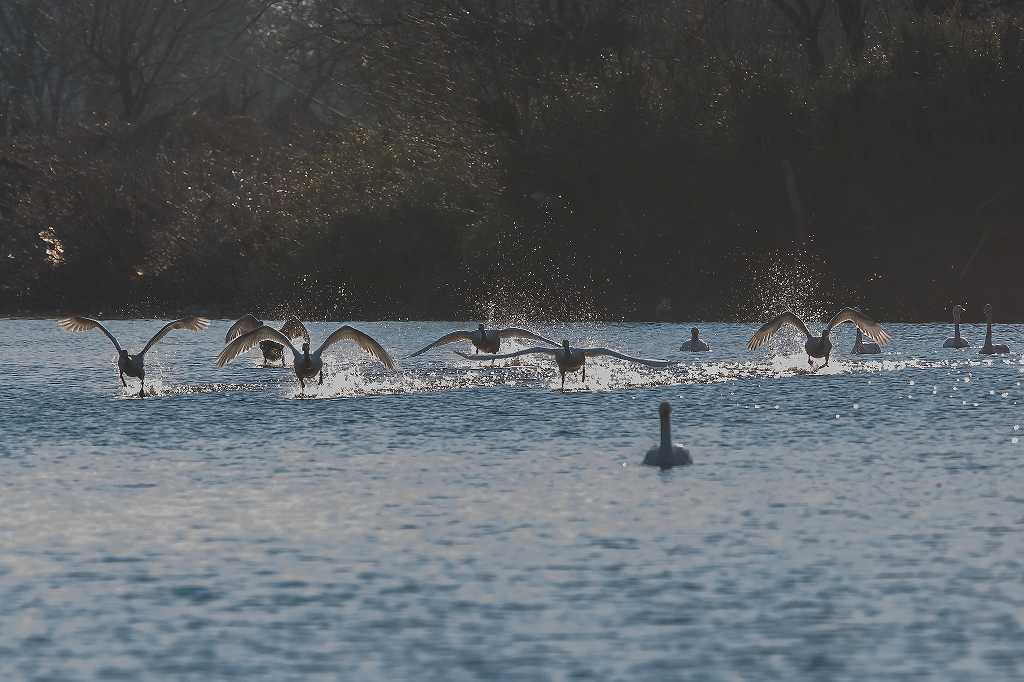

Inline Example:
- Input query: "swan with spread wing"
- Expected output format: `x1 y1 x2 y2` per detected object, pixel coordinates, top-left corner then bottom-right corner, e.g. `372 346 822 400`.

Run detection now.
225 314 310 366
943 305 970 349
747 308 891 369
217 323 395 393
58 316 210 397
408 323 559 358
457 339 675 391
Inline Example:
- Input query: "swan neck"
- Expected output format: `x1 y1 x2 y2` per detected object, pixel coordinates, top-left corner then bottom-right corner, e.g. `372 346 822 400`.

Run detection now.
985 321 993 345
660 413 672 451
954 321 960 337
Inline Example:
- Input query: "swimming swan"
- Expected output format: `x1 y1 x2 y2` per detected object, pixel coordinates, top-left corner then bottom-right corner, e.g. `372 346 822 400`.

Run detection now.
979 304 1010 355
679 327 710 352
748 308 891 369
407 323 559 357
457 339 675 391
852 328 880 354
58 316 210 397
643 402 692 468
217 324 395 393
943 305 970 349
225 314 310 366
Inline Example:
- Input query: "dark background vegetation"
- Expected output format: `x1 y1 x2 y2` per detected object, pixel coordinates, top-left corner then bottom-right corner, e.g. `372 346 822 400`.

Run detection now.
2 0 1023 321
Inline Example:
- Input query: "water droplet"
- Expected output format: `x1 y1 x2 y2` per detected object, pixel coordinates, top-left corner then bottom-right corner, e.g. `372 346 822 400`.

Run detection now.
853 403 859 409
909 380 915 385
1013 437 1020 445
835 414 840 419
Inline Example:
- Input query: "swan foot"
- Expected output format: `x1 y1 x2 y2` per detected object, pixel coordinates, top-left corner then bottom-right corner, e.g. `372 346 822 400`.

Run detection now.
318 371 323 385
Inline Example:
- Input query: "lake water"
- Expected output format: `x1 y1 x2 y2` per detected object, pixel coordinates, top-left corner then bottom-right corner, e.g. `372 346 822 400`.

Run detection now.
2 318 1023 680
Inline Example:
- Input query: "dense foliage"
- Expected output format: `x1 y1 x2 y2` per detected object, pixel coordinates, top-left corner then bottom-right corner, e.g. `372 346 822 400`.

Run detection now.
2 0 1023 321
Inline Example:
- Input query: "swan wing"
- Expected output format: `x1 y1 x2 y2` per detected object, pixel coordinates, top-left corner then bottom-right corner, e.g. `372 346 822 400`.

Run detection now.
455 347 557 361
317 325 395 370
142 317 210 355
217 325 295 367
495 327 560 346
581 347 677 367
279 317 310 343
225 314 262 343
57 316 122 352
406 330 474 357
827 308 891 345
747 311 810 350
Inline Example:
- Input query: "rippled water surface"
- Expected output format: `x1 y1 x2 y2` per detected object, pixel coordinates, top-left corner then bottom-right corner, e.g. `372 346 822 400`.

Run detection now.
3 319 1024 680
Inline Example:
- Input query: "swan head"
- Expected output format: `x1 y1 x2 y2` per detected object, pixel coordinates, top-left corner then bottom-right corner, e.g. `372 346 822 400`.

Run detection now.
953 305 964 322
301 342 310 354
118 349 129 360
561 339 570 351
478 323 486 333
984 303 993 320
690 327 699 340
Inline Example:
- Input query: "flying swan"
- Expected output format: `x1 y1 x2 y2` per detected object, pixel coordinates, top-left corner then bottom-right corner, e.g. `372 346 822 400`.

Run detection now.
747 308 891 369
217 324 395 393
943 305 970 349
58 316 210 397
979 304 1010 355
407 323 559 357
643 402 692 468
225 314 310 366
457 339 675 391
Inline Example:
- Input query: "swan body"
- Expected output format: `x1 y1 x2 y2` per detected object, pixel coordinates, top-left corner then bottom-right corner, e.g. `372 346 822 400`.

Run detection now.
679 327 710 352
943 305 970 349
748 308 890 369
643 402 692 468
217 324 395 393
408 323 559 357
852 328 880 354
225 314 310 366
457 339 675 391
979 304 1010 355
58 316 210 397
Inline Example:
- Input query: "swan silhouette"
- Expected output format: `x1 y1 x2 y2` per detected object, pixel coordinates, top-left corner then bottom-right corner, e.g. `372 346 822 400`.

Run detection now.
643 402 692 468
408 323 559 357
943 305 970 349
58 316 210 397
979 304 1010 355
852 328 880 354
217 324 395 393
457 339 675 391
679 327 710 352
748 308 890 369
225 314 310 366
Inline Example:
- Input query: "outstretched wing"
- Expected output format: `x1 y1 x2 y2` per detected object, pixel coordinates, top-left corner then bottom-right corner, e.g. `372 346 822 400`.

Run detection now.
827 308 891 345
225 314 262 343
57 316 122 352
455 347 558 362
495 327 560 346
279 317 310 343
317 325 395 370
142 317 210 355
747 311 811 350
217 325 295 367
406 330 474 357
581 348 677 368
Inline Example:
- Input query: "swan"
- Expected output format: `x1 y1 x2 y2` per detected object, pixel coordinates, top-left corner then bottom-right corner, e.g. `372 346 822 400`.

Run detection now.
225 314 310 366
456 339 675 391
643 402 692 468
407 323 559 357
679 327 710 352
943 305 970 348
747 308 891 369
57 316 210 397
217 323 395 393
852 328 880 354
979 304 1010 355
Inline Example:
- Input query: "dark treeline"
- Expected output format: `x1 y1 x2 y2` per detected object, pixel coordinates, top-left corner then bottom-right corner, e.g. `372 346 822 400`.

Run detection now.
2 0 1024 322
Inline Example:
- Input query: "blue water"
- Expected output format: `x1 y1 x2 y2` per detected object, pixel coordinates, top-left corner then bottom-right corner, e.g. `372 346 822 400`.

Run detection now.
2 319 1023 680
